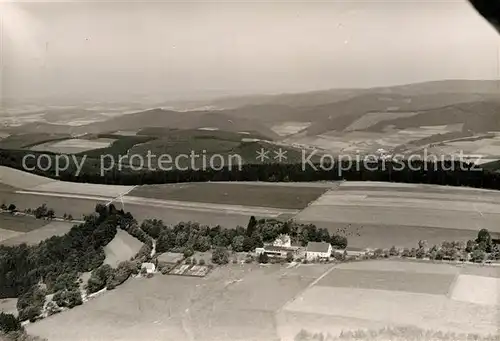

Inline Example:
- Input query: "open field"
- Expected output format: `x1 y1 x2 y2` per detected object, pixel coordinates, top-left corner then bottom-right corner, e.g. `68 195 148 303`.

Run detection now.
271 121 311 136
26 259 500 341
295 181 500 248
27 182 134 198
343 111 419 132
30 138 116 154
0 191 108 221
128 182 327 210
316 269 455 295
277 260 500 340
285 124 464 154
104 229 143 268
113 199 276 227
0 298 18 316
0 133 70 150
450 274 500 306
0 166 134 197
0 228 24 242
0 166 55 190
0 214 49 233
1 221 75 246
27 263 331 341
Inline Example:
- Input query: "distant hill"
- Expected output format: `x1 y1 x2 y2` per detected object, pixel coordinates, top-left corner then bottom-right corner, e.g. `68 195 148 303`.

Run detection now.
163 79 500 111
6 79 500 146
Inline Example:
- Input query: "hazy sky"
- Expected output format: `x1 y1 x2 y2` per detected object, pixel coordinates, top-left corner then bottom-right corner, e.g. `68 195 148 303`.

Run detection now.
1 0 499 102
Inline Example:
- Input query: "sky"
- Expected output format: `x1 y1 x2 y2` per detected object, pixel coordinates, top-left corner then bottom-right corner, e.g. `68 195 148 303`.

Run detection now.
0 0 499 103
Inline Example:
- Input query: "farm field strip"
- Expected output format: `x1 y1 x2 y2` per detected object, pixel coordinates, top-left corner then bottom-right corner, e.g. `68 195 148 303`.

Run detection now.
311 194 500 214
283 286 498 336
15 190 114 202
208 181 337 188
295 205 500 231
0 228 24 242
335 260 460 275
331 189 500 204
28 182 135 198
0 213 51 232
30 138 116 154
338 181 500 193
122 196 300 217
0 166 56 190
129 182 329 210
316 268 455 295
1 221 75 246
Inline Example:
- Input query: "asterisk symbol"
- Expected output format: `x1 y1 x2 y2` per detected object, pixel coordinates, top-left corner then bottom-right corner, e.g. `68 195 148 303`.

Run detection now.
256 148 270 162
274 148 288 162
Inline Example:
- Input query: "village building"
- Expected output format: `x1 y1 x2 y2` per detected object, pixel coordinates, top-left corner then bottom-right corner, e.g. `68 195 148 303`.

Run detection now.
141 262 156 274
305 242 332 261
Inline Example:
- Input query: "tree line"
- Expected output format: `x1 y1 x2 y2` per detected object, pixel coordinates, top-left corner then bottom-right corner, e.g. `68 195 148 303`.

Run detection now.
1 148 498 190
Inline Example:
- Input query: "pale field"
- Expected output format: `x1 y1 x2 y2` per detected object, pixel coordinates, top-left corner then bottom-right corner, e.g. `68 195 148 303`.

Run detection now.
450 275 500 306
27 264 331 341
114 199 287 229
344 112 418 132
0 132 10 140
271 121 311 136
0 165 133 197
295 181 500 238
104 229 143 268
30 138 116 154
286 124 463 154
0 228 24 242
1 222 75 246
316 269 455 295
334 260 459 275
282 286 498 337
0 166 55 190
28 181 134 198
277 260 500 340
0 298 18 316
122 196 300 218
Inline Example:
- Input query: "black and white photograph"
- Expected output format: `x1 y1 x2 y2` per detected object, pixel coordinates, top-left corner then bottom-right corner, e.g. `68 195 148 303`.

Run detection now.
0 1 500 340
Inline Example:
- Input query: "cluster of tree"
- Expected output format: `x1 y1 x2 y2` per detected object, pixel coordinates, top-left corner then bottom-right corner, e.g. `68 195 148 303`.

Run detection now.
0 204 128 322
381 229 500 263
295 326 500 341
2 149 499 190
31 204 55 220
0 313 45 341
0 314 21 334
16 286 46 322
0 331 46 341
86 261 139 294
139 216 347 259
0 204 17 213
61 213 74 221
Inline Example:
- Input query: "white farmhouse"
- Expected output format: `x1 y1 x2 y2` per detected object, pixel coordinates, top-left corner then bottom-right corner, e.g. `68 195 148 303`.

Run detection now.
305 242 332 261
141 262 156 274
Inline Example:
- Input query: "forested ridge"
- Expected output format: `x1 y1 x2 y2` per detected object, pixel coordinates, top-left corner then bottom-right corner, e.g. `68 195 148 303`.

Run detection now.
1 148 498 190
